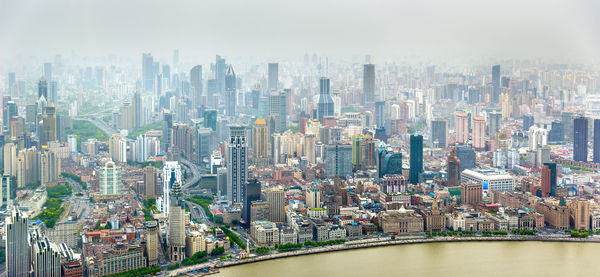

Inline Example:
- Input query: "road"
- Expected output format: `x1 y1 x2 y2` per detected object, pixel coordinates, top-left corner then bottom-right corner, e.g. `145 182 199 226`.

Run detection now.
180 159 202 189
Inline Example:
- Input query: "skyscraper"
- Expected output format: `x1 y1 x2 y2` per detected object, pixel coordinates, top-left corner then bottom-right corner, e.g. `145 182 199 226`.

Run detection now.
203 109 217 131
38 77 48 100
243 179 261 225
133 91 141 128
253 119 269 166
227 125 248 204
317 77 334 122
162 161 182 217
375 101 385 128
6 209 30 276
325 144 352 178
409 134 423 184
8 72 15 96
455 112 469 144
431 119 448 147
472 116 485 150
594 119 600 163
99 161 121 195
41 106 56 146
573 116 588 162
447 147 460 187
266 188 285 223
190 65 203 109
268 63 278 92
162 112 173 153
145 221 159 266
492 65 500 103
167 180 185 263
142 53 155 93
48 81 57 104
225 65 236 117
363 64 375 109
488 112 501 137
269 91 287 133
144 166 157 199
43 62 52 81
215 55 226 94
542 162 557 197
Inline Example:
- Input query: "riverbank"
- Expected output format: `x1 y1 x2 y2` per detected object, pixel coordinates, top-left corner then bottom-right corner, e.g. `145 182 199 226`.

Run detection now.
163 235 600 276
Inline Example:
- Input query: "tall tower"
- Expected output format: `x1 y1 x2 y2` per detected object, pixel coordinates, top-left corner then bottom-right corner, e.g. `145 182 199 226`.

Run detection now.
375 101 385 127
455 112 469 144
317 77 334 122
142 53 155 93
215 55 226 94
99 161 121 195
144 166 157 199
145 221 159 266
409 134 423 184
161 161 181 217
268 63 278 92
227 125 248 204
492 65 500 103
38 77 48 100
190 65 203 109
253 119 269 166
167 181 185 263
41 106 56 146
472 116 485 150
162 112 173 153
243 179 261 225
6 209 30 276
542 162 557 197
269 91 287 133
431 119 448 148
447 147 460 187
363 64 375 109
573 116 588 162
594 119 600 163
266 188 285 223
225 65 236 117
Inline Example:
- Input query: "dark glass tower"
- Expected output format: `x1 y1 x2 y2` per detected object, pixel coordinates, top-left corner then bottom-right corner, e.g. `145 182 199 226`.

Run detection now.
573 116 588 162
38 77 48 99
243 179 261 225
409 134 423 184
317 77 334 122
594 119 600 163
363 64 375 109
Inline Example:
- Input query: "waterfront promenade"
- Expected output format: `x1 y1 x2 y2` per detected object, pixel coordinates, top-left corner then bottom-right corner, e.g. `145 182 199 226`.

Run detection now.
163 235 600 276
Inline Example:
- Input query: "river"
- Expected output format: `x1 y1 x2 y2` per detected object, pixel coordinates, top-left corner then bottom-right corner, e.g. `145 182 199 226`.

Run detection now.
217 241 600 276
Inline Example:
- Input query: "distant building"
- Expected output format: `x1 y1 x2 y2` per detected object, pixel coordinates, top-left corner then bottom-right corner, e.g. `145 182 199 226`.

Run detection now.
99 161 121 195
409 135 423 184
573 116 588 162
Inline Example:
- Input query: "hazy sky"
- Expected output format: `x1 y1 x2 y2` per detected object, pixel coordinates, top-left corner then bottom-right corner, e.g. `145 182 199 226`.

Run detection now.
1 0 599 63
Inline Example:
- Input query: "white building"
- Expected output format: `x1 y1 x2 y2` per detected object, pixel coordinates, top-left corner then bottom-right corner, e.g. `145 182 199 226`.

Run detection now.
461 168 515 192
99 161 121 195
161 161 182 217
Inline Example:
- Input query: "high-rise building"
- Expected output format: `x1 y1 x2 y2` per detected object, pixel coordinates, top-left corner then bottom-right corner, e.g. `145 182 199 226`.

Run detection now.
162 112 173 153
447 147 460 187
594 119 600 163
492 65 500 103
196 127 215 164
161 161 182 217
409 134 423 184
0 175 11 207
8 72 15 96
376 147 402 178
145 221 159 266
144 166 157 199
67 134 77 153
325 144 352 178
203 109 217 131
253 119 269 166
266 188 285 223
573 116 588 162
363 64 375 109
38 77 48 100
268 63 278 92
522 114 534 131
31 233 61 277
43 62 52 81
472 116 485 150
40 106 56 147
99 161 121 195
108 133 127 163
572 199 590 231
190 65 203 109
375 101 385 128
225 65 236 117
167 181 185 263
431 119 447 147
215 55 227 94
542 162 557 197
317 77 334 122
488 112 501 137
6 209 30 276
456 145 476 171
306 187 321 209
227 126 248 204
243 179 261 224
269 91 287 133
548 120 564 143
142 53 155 93
455 112 469 144
461 182 482 205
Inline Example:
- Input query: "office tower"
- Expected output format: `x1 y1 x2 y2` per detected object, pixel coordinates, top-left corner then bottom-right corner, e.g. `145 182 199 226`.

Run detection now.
196 127 214 164
108 133 127 163
162 112 173 153
162 161 182 217
456 145 476 171
41 106 56 146
215 55 227 94
6 209 30 276
99 161 121 195
190 65 202 109
8 72 15 96
409 134 423 184
227 126 248 204
522 114 534 131
134 134 148 163
325 144 352 178
363 64 375 109
306 187 321 209
48 81 57 104
352 135 363 171
203 109 217 131
243 179 261 224
573 116 588 162
31 234 61 276
225 65 236 116
0 175 11 207
43 62 52 81
548 121 564 143
172 124 194 159
142 53 155 93
562 112 575 142
542 162 557 197
38 77 48 100
472 116 485 150
40 150 60 186
269 91 287 133
492 65 500 103
268 63 278 92
253 119 269 166
376 149 402 178
304 133 316 164
375 101 385 128
447 147 461 187
145 221 159 266
594 119 600 163
455 112 469 144
461 182 482 205
431 119 447 147
266 188 285 223
144 166 157 199
67 134 77 152
317 77 334 122
572 199 590 230
488 112 501 137
167 181 185 263
133 91 141 128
